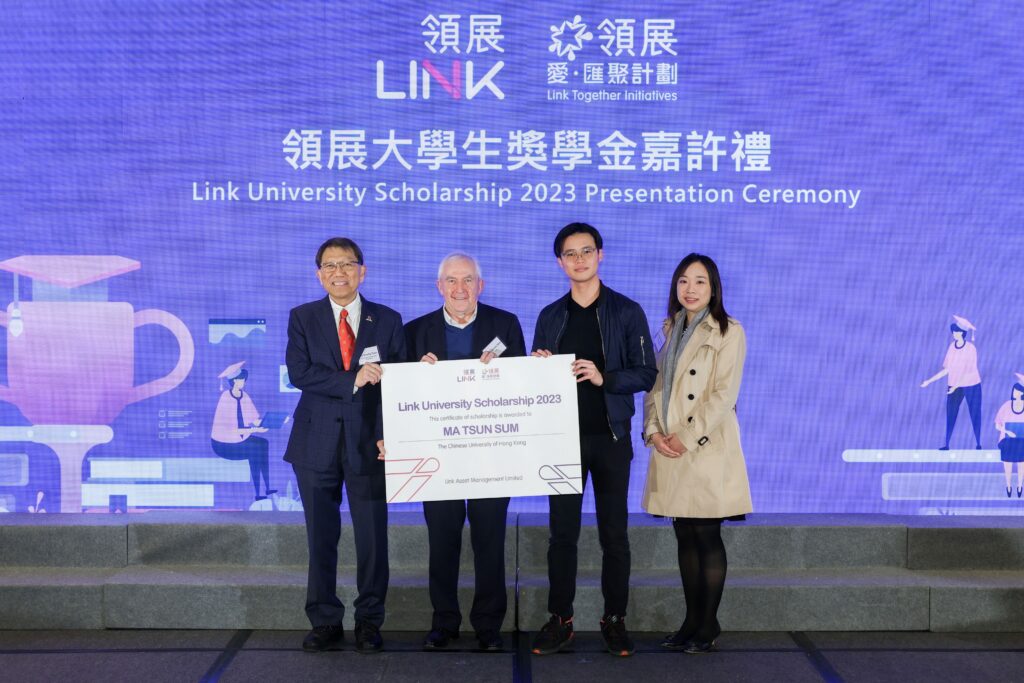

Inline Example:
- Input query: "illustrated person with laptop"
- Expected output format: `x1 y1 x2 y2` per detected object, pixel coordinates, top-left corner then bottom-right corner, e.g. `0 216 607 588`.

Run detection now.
211 361 280 500
995 374 1024 498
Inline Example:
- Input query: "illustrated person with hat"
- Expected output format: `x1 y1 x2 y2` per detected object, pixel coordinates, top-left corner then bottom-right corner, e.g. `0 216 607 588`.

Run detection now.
211 361 276 500
921 315 983 450
995 373 1024 497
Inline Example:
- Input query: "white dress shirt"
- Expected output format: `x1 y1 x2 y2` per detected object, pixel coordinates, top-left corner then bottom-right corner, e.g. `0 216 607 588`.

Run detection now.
442 306 477 329
329 295 362 338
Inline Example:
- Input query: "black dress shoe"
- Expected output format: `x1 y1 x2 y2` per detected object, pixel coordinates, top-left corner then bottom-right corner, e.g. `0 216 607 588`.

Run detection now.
302 625 344 652
683 630 720 655
660 625 696 650
354 621 383 653
1008 487 1013 498
423 628 459 650
476 630 503 652
1017 486 1022 499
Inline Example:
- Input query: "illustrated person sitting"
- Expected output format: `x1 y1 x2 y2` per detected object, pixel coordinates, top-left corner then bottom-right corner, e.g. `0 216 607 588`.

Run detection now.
920 316 983 450
211 361 276 500
995 375 1024 498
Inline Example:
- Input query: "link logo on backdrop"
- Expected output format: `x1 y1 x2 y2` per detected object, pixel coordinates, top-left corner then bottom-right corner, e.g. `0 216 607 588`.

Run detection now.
376 13 506 100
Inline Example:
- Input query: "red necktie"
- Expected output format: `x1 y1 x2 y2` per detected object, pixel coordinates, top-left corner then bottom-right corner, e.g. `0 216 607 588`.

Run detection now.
339 309 355 371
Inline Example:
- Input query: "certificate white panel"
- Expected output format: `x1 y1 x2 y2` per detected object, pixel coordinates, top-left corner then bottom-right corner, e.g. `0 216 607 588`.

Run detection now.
382 355 582 502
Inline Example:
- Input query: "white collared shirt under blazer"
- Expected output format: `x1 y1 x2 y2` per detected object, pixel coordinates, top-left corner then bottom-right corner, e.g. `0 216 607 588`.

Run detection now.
642 314 753 519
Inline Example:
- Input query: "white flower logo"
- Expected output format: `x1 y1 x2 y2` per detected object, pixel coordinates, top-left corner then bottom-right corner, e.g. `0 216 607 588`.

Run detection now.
549 15 593 61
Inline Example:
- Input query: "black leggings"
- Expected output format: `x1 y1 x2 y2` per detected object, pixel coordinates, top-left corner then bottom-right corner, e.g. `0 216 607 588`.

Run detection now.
672 519 727 640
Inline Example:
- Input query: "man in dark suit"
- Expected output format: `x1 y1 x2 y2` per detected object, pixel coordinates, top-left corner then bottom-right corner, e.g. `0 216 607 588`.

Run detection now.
404 252 526 653
285 237 405 653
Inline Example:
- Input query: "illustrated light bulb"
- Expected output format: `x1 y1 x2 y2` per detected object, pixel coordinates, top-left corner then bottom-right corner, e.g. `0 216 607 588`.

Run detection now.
8 307 22 337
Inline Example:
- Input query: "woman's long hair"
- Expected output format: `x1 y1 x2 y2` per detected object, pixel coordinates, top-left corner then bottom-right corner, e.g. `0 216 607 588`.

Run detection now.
667 253 730 335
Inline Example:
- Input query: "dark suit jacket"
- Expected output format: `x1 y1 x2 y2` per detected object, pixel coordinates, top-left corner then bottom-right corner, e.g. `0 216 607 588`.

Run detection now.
284 295 406 475
404 303 526 363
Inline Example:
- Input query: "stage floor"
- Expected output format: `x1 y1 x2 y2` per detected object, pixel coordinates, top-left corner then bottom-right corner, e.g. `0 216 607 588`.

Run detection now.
1 629 1022 682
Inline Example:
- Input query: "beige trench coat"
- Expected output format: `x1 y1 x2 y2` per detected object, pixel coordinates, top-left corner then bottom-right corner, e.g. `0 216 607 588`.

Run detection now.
642 314 753 518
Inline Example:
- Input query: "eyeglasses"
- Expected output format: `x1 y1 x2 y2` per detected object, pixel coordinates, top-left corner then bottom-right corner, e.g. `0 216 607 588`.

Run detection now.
320 261 361 273
560 247 597 261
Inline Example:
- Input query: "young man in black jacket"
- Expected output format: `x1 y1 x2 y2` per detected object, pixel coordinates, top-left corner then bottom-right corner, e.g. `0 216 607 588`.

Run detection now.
530 223 657 657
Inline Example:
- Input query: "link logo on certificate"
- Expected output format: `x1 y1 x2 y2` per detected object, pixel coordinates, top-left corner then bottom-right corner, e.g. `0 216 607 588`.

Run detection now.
382 355 582 503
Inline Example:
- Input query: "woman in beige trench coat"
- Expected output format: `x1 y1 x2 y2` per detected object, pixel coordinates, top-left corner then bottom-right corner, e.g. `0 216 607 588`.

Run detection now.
642 253 752 654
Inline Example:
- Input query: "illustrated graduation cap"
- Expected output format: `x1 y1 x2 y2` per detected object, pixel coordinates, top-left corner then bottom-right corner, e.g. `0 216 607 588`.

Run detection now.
952 314 976 341
219 360 248 389
0 255 141 337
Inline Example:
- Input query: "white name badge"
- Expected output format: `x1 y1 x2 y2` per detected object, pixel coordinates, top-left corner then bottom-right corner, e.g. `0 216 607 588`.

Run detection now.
483 336 507 357
359 346 381 364
382 355 581 503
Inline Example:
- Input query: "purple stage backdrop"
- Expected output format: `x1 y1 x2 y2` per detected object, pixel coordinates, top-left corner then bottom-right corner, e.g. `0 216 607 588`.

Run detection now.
1 1 1022 515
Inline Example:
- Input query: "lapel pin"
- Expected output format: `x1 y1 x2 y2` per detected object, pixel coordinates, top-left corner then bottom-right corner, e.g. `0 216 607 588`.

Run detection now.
365 314 373 323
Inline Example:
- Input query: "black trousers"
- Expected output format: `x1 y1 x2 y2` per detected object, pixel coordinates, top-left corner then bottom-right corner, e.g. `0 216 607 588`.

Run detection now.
293 454 388 629
547 433 632 619
423 496 510 634
945 383 982 447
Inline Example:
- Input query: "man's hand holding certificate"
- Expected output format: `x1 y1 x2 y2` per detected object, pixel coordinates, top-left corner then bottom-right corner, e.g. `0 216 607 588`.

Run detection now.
382 355 582 502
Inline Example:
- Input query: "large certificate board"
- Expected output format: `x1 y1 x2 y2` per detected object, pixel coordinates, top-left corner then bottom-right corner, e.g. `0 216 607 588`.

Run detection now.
382 355 582 503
